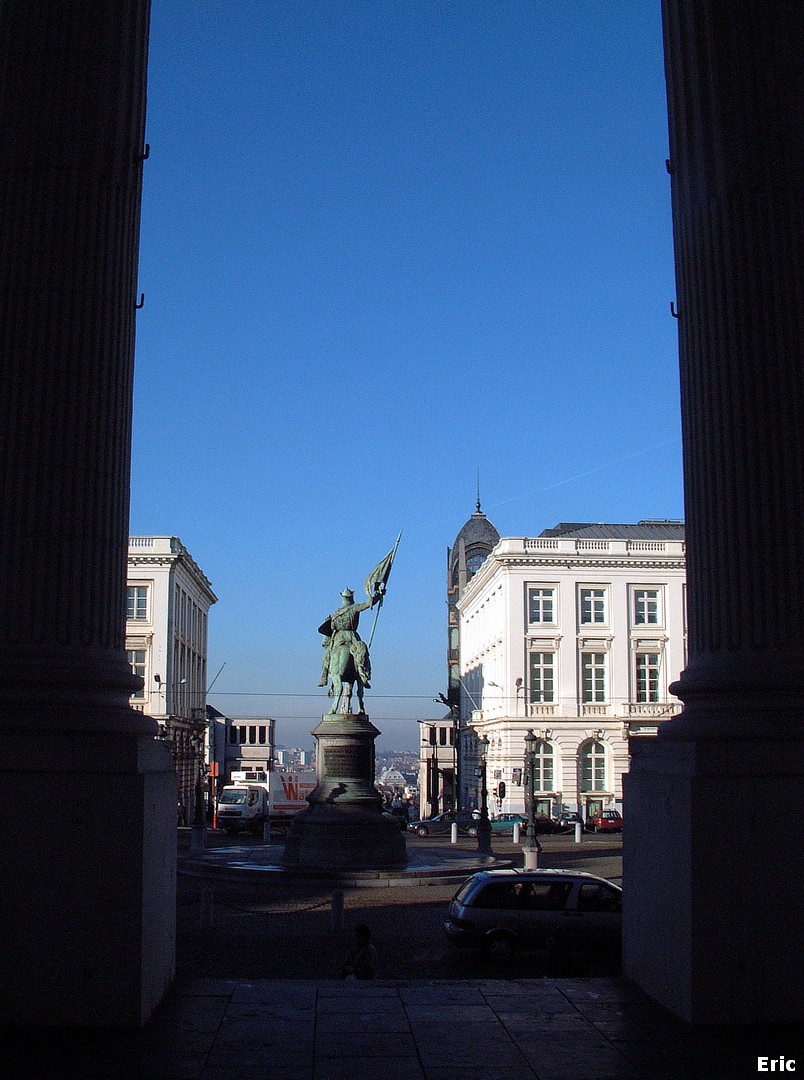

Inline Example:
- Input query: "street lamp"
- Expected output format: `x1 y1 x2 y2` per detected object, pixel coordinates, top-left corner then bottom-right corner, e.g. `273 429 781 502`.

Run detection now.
475 733 492 856
189 730 206 855
523 728 542 870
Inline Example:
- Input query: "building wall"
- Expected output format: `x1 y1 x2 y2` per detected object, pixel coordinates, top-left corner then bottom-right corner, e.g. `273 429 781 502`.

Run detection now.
126 537 217 816
417 720 458 818
458 530 686 817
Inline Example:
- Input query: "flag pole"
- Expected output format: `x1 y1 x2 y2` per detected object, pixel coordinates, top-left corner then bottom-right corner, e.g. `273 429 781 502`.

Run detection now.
367 531 401 649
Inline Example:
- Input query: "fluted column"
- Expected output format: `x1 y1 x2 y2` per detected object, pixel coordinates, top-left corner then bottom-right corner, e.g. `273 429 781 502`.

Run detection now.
0 2 176 1028
0 0 155 734
623 1 804 1025
662 0 804 738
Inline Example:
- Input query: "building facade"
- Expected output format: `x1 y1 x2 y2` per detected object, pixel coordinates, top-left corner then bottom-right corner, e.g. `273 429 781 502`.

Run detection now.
416 718 459 818
457 522 686 819
443 502 500 810
126 536 217 818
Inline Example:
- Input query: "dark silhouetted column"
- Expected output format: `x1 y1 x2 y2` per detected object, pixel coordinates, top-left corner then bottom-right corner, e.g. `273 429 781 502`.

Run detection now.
0 1 176 1027
624 0 804 1023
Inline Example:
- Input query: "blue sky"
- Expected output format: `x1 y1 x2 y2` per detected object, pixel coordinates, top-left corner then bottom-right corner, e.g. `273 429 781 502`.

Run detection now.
130 0 682 751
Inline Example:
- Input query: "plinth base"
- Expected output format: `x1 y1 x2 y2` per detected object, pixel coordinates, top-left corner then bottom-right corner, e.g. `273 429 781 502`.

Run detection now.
623 734 804 1024
283 712 407 869
283 802 407 869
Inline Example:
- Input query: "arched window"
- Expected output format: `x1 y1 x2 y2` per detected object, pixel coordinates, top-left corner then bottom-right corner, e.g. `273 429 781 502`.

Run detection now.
534 739 554 791
580 740 606 792
466 552 486 578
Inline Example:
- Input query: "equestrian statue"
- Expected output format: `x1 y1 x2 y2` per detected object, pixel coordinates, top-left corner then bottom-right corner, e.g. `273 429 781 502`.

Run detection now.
318 535 400 714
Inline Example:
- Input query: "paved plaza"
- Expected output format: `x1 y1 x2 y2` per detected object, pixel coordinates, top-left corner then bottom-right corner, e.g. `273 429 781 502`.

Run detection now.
2 832 801 1077
3 976 801 1079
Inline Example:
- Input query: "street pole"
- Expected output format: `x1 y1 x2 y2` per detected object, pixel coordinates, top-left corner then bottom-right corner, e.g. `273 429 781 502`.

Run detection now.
476 734 492 856
523 729 541 870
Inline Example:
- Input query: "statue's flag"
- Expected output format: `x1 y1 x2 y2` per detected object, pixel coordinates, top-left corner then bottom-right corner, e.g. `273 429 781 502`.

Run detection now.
364 533 401 600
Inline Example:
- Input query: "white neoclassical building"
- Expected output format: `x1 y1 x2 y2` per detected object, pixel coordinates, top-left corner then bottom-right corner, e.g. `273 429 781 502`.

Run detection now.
458 521 686 820
126 536 217 816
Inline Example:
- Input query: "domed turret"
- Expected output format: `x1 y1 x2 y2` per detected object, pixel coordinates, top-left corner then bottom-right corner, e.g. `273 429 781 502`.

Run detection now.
448 499 500 589
446 500 500 711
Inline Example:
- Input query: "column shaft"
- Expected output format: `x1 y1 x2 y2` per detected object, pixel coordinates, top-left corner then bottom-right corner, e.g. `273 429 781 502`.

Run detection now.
663 0 804 736
0 0 153 732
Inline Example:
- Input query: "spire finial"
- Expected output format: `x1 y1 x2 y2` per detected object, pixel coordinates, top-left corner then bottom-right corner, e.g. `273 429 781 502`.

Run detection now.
476 469 481 513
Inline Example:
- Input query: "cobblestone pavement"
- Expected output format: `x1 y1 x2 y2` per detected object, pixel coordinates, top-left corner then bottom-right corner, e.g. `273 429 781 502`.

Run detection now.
176 831 625 981
3 833 801 1079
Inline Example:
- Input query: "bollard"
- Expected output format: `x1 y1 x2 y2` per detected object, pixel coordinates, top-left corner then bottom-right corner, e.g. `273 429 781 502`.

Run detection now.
199 886 214 930
523 846 539 870
189 823 206 856
512 822 521 844
262 819 271 842
331 890 344 935
575 821 583 843
450 822 458 844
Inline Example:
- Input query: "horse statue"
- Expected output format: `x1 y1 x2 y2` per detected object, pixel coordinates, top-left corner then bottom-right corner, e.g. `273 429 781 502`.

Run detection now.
323 637 368 714
318 587 380 714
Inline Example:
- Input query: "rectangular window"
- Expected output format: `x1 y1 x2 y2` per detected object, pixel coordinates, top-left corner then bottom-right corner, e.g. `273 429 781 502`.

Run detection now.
636 653 661 702
582 653 607 703
126 585 148 621
634 589 660 625
528 587 555 624
127 649 146 698
529 652 555 703
579 588 606 625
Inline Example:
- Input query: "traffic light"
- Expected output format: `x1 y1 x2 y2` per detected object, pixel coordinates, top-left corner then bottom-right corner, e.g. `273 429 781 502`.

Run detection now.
497 781 506 800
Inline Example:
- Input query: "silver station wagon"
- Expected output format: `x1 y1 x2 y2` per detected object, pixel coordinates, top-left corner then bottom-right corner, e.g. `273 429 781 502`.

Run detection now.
444 868 622 961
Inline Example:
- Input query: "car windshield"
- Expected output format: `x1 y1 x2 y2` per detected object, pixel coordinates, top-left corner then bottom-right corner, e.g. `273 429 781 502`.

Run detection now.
219 789 248 805
453 878 480 904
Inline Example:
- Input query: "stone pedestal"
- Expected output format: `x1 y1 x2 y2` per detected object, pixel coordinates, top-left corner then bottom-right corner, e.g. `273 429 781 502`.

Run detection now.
284 713 406 869
0 733 176 1027
624 737 804 1024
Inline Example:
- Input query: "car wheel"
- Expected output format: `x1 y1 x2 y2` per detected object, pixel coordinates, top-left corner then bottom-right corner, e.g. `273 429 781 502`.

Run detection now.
416 825 429 836
467 826 478 837
485 932 516 962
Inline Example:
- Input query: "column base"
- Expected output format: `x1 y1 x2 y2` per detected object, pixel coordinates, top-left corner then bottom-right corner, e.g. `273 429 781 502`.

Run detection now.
623 734 804 1024
0 731 176 1027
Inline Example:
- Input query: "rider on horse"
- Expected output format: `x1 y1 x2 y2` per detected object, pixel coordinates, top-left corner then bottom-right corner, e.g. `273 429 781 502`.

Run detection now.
318 587 382 691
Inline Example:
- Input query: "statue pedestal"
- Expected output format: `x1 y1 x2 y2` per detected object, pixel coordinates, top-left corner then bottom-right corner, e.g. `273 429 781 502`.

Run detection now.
284 713 407 869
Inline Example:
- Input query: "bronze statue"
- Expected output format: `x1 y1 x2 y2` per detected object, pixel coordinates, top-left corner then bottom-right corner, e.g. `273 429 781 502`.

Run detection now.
317 536 400 714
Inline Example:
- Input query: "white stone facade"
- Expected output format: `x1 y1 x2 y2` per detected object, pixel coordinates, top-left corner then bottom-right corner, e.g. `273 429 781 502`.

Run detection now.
126 537 217 723
457 524 686 819
126 537 217 815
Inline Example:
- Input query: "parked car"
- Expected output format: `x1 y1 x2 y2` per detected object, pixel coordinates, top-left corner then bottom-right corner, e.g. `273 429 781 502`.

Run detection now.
488 813 527 835
585 810 623 833
553 812 584 833
444 868 622 961
533 815 568 835
407 810 480 837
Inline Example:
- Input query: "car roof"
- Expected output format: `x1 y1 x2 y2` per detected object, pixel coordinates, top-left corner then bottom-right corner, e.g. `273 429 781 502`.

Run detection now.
464 868 622 890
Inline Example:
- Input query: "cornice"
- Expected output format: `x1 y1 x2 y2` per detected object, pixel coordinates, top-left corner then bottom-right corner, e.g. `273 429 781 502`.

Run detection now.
496 555 686 572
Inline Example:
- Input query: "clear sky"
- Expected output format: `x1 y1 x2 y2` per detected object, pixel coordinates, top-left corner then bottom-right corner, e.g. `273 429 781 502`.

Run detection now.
130 0 683 752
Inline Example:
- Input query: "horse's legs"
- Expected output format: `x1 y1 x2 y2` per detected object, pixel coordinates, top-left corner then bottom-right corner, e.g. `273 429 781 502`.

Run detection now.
342 679 353 714
355 677 365 713
329 673 343 713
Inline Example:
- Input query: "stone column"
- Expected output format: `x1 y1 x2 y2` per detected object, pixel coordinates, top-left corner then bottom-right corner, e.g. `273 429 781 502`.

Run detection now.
0 1 176 1027
624 0 804 1023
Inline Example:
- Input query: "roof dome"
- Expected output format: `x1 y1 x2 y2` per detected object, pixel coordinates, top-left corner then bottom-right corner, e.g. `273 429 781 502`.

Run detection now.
449 501 500 579
452 507 500 553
